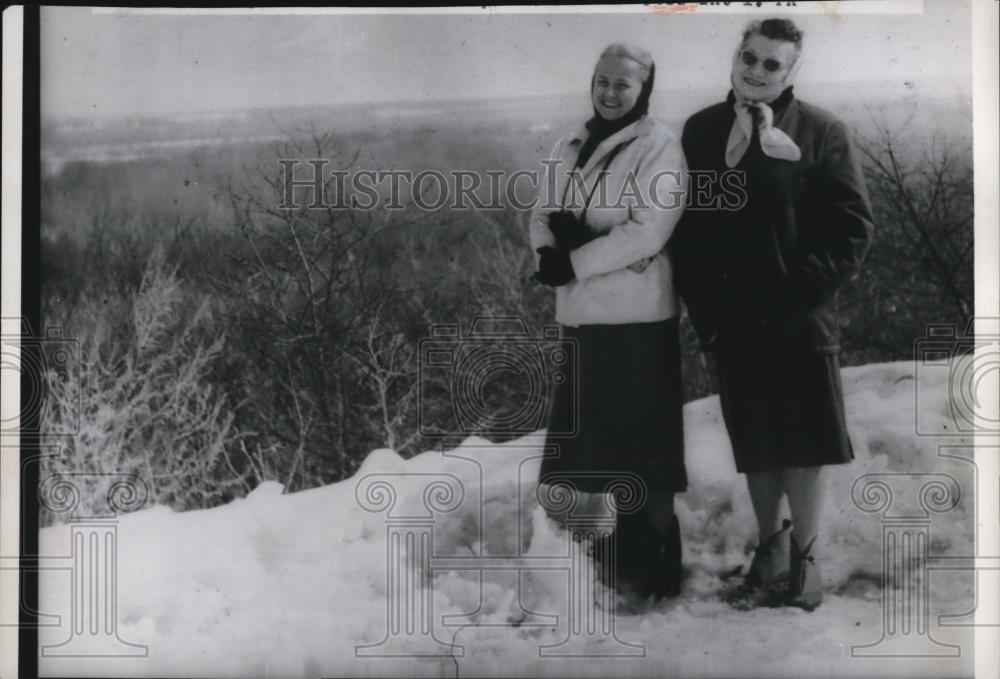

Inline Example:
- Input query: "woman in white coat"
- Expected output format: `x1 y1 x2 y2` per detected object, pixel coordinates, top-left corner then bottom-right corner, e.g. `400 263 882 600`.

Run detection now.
530 43 688 599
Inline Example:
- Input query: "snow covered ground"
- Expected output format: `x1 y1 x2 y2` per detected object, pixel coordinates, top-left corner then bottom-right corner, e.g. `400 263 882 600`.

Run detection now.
38 361 977 678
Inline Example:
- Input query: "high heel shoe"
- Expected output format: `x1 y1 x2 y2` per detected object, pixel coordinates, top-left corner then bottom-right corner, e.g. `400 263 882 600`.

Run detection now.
725 519 792 609
745 518 792 588
785 534 822 611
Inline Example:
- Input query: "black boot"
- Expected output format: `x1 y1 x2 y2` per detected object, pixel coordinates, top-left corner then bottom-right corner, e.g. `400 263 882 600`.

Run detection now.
592 511 682 599
591 509 646 589
647 515 682 600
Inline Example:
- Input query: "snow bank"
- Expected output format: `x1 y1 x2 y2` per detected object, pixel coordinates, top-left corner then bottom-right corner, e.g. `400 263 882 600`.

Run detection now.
38 362 976 678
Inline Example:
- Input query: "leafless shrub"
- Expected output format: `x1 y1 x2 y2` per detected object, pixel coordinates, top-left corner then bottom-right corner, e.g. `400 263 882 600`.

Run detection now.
843 116 973 359
41 248 244 524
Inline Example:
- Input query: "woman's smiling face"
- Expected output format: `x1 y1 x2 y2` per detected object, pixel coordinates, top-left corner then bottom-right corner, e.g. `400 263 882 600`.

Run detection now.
591 55 645 121
731 33 799 103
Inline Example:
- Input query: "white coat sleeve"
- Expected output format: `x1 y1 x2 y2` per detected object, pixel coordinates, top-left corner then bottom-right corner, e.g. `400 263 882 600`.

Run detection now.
568 131 688 280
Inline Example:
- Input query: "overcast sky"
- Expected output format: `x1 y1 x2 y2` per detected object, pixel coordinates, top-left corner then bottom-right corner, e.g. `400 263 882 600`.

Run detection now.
40 2 971 119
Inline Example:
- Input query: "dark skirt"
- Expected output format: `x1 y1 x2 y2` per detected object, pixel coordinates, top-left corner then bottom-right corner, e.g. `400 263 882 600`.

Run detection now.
715 351 854 473
539 317 687 494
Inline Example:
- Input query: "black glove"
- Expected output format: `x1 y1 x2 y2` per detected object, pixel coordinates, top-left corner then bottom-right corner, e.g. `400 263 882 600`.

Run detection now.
546 210 597 250
533 246 575 287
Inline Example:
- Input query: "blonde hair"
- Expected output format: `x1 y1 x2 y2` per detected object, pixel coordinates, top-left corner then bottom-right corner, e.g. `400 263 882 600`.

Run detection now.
596 43 654 83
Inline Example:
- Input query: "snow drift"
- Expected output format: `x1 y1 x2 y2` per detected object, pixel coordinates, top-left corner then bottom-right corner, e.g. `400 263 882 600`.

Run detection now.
39 361 977 677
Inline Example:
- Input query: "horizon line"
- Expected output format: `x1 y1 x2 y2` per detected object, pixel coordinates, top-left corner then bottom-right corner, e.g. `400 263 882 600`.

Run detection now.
43 77 969 124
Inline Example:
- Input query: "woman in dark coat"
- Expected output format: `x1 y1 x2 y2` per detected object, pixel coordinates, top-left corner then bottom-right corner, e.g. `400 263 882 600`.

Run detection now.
672 18 874 610
529 42 689 600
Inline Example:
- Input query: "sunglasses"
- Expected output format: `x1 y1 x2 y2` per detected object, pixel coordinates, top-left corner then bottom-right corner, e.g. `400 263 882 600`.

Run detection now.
739 49 785 73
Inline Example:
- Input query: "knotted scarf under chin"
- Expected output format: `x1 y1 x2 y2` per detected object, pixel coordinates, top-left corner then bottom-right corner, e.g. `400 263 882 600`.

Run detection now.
725 86 802 168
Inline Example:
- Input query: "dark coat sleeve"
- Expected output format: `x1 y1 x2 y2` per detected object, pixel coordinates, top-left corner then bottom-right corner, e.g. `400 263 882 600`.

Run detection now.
671 116 721 350
780 119 874 315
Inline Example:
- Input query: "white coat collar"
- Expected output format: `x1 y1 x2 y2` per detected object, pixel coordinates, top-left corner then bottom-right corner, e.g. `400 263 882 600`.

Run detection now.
566 115 653 176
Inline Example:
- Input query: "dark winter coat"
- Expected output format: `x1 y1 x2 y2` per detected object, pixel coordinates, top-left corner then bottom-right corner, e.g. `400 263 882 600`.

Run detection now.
671 88 874 355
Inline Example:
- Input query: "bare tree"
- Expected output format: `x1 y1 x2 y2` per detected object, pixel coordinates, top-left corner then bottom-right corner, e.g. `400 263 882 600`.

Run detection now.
855 117 973 325
837 116 974 360
345 298 422 453
213 127 441 489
